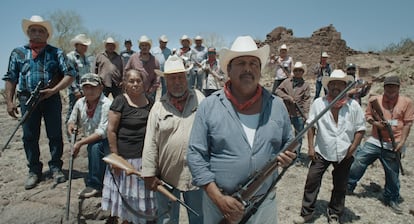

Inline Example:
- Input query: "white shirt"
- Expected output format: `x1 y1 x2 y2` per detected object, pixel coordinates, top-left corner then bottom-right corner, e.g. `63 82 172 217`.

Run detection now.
307 97 366 162
238 113 260 148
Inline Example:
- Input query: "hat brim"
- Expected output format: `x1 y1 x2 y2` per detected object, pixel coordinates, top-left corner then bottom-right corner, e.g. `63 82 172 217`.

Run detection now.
154 65 192 77
22 19 53 41
322 75 354 89
219 45 270 75
70 39 92 47
81 81 100 87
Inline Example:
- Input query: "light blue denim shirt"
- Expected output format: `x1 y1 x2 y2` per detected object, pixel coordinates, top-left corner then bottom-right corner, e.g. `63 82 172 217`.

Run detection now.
188 87 293 196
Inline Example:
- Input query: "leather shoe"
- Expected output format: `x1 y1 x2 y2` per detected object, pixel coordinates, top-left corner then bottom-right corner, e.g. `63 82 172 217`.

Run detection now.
293 214 313 224
388 201 403 214
25 173 40 190
52 170 66 183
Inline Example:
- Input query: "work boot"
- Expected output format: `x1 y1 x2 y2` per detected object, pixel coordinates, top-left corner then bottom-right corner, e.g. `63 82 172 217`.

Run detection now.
388 201 403 214
293 214 313 224
25 172 40 190
52 170 66 183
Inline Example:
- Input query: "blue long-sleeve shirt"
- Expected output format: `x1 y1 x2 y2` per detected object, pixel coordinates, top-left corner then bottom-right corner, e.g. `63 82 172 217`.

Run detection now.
188 88 293 196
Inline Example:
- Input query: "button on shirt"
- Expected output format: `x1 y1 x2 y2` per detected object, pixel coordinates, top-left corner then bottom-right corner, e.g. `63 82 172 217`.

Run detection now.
307 97 366 162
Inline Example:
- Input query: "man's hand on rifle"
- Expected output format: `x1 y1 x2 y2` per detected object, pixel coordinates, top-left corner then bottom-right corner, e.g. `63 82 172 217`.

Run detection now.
277 150 296 167
143 176 164 192
218 195 245 224
7 102 19 118
40 88 58 100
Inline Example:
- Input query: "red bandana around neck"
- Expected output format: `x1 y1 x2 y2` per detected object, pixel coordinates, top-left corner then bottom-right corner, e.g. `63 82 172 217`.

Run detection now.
326 95 349 109
29 41 47 59
224 80 262 111
169 90 189 113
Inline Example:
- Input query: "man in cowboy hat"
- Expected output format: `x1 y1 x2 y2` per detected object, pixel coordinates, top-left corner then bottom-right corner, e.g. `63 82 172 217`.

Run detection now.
313 51 332 100
272 43 294 93
294 70 365 224
187 35 296 224
93 37 123 98
142 55 205 223
176 35 193 74
65 34 92 124
276 61 311 165
188 35 208 91
346 62 372 105
125 35 160 100
151 34 172 96
3 15 76 190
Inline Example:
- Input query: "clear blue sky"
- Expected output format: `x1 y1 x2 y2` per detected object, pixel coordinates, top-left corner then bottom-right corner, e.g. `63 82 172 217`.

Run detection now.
1 0 413 89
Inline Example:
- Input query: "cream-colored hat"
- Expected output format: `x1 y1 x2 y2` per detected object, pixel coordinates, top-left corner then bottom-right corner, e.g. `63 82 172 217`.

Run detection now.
22 15 53 40
138 35 152 48
279 44 288 51
154 55 189 77
159 34 168 42
70 34 91 47
180 35 192 45
321 52 329 58
219 36 270 75
322 69 353 89
104 37 119 50
194 35 203 41
293 61 306 74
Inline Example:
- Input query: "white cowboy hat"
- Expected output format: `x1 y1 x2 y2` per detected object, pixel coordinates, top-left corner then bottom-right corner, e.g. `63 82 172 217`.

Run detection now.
70 34 91 47
194 35 203 41
154 55 191 77
159 34 168 42
22 15 53 40
279 44 288 51
138 35 152 48
321 52 329 58
322 69 354 89
219 35 270 75
293 61 306 74
103 37 119 50
180 35 192 45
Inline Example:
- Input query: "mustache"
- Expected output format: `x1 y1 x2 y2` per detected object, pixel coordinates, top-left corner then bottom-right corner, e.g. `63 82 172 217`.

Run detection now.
240 72 254 79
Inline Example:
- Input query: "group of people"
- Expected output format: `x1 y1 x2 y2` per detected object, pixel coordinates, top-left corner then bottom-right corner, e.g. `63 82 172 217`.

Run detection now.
3 14 413 224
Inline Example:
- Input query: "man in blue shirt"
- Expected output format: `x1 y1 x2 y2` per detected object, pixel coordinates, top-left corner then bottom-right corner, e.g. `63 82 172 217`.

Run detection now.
3 15 75 190
188 36 296 224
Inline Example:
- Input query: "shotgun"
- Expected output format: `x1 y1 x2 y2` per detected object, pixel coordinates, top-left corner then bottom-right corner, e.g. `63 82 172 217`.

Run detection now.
220 81 356 224
65 126 78 220
370 98 404 175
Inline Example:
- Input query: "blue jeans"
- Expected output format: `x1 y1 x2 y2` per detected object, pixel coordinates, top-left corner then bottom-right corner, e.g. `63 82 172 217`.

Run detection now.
348 142 402 203
291 116 304 158
20 93 63 175
314 80 327 99
188 69 204 90
86 139 109 191
157 188 203 224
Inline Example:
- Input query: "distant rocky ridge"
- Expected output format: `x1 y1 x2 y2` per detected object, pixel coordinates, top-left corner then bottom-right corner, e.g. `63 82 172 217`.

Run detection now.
259 24 362 74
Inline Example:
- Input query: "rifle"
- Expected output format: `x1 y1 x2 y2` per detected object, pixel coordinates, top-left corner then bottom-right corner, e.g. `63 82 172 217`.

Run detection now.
103 153 199 217
65 126 78 220
1 81 43 154
295 102 307 120
220 81 356 224
370 98 404 175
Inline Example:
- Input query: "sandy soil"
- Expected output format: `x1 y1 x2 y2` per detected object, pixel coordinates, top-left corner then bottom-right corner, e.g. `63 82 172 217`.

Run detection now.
0 53 414 224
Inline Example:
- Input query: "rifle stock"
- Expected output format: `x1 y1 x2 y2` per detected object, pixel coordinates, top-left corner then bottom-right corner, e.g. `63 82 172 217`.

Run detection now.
370 98 404 175
220 81 356 224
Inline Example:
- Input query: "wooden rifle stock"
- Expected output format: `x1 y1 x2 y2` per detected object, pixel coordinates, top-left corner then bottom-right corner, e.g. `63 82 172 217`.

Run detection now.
219 81 356 224
370 98 404 175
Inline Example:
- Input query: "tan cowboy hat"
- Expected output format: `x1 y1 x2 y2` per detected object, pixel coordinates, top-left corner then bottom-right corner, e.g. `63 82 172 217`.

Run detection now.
321 52 329 58
104 37 119 50
159 34 168 42
154 55 190 77
322 69 354 89
180 35 192 45
194 35 203 41
219 35 270 75
138 35 152 48
70 34 91 47
293 61 306 74
22 15 53 40
279 44 288 51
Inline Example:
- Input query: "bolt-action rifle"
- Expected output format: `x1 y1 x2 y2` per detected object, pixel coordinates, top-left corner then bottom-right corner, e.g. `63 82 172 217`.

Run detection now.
220 81 356 224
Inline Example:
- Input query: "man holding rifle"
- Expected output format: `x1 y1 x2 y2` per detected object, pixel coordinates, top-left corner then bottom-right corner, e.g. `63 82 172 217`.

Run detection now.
3 15 75 190
347 75 414 214
188 36 296 224
294 70 365 224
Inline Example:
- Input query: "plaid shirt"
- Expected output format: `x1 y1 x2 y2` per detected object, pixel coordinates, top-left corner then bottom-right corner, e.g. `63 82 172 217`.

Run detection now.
3 44 75 92
66 50 91 95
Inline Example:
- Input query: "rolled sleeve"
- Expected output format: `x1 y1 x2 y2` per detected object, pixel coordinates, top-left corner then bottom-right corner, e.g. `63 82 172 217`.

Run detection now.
95 101 111 139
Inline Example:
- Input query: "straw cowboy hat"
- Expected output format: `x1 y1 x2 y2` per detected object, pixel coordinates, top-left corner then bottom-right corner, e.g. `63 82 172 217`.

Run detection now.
180 35 192 45
138 35 152 48
70 34 91 47
104 37 119 50
159 34 168 42
293 61 306 74
321 52 330 58
322 69 353 89
194 35 203 41
219 35 270 75
279 44 288 51
154 55 192 77
22 15 53 40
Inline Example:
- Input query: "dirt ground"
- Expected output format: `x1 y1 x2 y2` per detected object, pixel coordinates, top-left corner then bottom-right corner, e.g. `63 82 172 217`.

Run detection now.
0 53 414 224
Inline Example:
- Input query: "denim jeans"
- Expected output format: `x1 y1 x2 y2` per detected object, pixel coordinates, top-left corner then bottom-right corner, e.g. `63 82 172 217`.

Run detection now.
348 142 402 203
188 70 204 91
291 116 304 158
86 138 109 191
20 93 63 175
301 153 354 217
156 188 203 224
314 80 327 99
